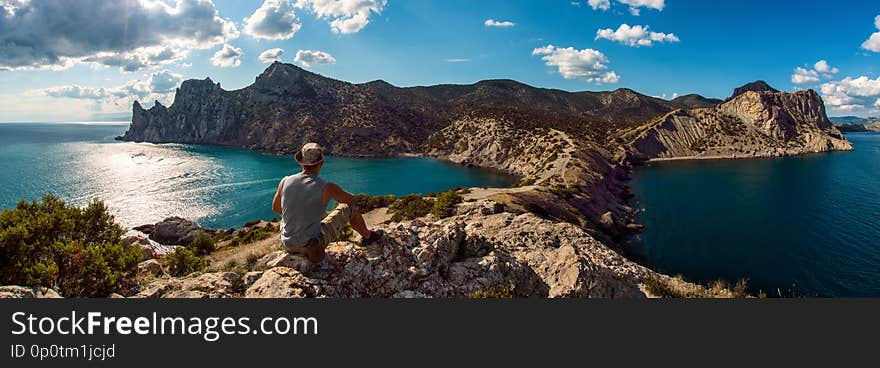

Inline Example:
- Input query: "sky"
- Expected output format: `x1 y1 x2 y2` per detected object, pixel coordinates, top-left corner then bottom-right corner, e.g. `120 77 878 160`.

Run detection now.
1 0 879 122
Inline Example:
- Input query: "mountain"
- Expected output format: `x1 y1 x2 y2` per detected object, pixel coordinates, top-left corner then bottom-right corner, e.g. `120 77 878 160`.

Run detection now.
830 116 868 123
670 94 723 109
729 80 779 99
122 62 682 155
623 83 852 161
830 116 880 132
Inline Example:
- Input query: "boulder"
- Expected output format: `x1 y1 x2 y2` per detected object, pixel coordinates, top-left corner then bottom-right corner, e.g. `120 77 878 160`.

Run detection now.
150 216 204 246
0 286 62 298
123 233 158 260
245 267 319 298
134 272 241 298
137 259 168 278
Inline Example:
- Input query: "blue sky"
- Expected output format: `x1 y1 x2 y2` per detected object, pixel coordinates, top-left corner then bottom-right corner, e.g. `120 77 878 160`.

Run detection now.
1 0 880 122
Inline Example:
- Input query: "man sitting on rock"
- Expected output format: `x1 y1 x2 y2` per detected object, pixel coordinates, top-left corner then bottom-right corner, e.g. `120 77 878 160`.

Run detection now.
272 142 379 263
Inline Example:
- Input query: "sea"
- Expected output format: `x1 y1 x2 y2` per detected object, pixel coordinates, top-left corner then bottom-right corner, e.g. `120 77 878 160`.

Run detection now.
0 122 513 229
629 132 880 297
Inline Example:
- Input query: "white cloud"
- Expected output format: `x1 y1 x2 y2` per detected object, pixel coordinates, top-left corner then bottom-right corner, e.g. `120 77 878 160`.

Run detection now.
861 15 880 52
532 45 619 84
820 76 880 115
259 48 285 63
444 58 471 63
244 0 302 40
149 70 184 93
211 44 243 68
295 0 386 34
595 24 679 47
0 0 239 71
792 67 820 85
294 49 336 67
484 19 515 28
588 0 611 10
33 70 184 109
791 60 840 85
814 60 839 77
588 0 664 15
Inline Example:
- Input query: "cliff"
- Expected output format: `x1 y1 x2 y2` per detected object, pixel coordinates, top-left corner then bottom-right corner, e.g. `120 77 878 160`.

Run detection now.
622 85 852 161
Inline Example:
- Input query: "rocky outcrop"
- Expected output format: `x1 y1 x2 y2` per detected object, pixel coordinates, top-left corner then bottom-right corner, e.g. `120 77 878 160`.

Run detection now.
730 80 779 99
0 286 62 298
622 83 852 162
130 200 704 298
147 216 210 246
426 118 638 240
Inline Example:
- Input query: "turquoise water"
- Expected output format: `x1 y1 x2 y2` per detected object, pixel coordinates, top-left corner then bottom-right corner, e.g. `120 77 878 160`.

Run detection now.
629 133 880 297
0 123 513 229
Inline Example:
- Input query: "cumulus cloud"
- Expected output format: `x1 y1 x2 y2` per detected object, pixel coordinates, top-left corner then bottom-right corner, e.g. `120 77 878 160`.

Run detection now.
295 0 386 34
244 0 302 40
34 70 184 109
0 0 239 71
861 15 880 53
259 48 285 63
484 19 515 27
792 67 820 85
294 49 336 67
814 60 840 77
820 76 880 115
791 60 840 85
532 45 619 84
211 44 243 68
588 0 664 15
595 24 679 47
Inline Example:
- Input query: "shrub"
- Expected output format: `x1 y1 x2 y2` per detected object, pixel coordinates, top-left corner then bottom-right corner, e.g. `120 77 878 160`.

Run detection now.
468 284 515 298
431 190 463 218
161 247 205 277
354 194 396 213
389 195 434 222
245 252 261 271
0 196 141 297
188 232 215 257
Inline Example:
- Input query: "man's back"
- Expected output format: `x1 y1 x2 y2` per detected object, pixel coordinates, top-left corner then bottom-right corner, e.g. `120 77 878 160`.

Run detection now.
279 172 327 248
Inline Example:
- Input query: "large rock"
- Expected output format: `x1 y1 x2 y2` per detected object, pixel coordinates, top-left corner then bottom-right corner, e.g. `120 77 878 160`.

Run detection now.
133 272 241 298
240 207 654 298
149 216 204 246
0 286 62 298
137 259 168 278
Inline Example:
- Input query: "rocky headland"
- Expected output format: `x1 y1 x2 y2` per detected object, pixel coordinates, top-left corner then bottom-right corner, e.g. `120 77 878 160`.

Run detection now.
53 63 850 299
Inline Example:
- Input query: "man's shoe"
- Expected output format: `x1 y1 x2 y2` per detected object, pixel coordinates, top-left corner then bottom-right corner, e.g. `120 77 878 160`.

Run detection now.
302 238 326 263
360 229 384 247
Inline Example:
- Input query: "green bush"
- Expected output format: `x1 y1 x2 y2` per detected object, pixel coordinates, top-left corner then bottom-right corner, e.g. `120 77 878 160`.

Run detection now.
431 190 463 218
0 195 141 297
389 195 434 222
188 232 215 257
161 247 205 277
354 194 396 213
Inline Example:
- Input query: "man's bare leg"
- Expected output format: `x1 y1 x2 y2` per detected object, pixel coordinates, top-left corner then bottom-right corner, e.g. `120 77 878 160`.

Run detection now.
349 206 371 239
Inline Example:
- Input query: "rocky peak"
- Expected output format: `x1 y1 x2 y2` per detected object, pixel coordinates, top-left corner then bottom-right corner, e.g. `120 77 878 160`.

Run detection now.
178 77 221 95
730 80 780 99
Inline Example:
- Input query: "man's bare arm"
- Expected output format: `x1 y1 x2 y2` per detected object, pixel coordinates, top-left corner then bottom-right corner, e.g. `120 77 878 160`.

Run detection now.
272 179 284 216
325 183 356 205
